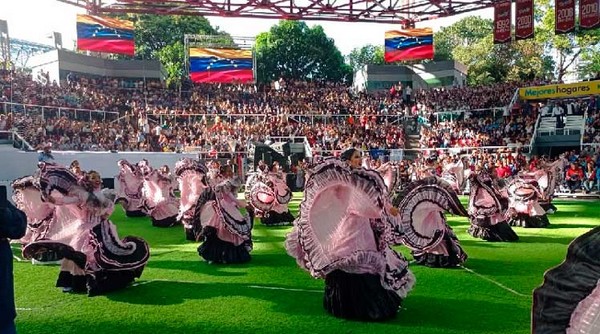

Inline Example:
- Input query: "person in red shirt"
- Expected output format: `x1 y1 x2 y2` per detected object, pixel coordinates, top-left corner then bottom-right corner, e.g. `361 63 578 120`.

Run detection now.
496 162 511 179
565 162 584 192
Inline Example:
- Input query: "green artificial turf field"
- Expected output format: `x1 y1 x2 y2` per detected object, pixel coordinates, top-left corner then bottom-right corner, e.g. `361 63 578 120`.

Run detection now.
11 195 600 334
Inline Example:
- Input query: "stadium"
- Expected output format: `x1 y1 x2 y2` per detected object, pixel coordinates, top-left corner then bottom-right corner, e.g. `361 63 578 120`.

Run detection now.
0 0 599 333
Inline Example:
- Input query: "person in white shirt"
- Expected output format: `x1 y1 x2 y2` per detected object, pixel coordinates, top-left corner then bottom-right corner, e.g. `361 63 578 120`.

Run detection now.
540 104 550 117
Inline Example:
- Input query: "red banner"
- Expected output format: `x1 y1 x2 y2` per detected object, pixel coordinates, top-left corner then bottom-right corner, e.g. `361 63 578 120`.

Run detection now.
580 0 600 30
494 0 512 44
515 0 534 40
555 0 576 34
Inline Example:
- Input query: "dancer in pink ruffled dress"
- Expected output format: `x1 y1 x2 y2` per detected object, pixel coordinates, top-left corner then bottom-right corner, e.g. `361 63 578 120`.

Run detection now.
394 175 469 268
197 164 254 264
246 162 294 226
286 148 414 321
506 174 550 228
11 176 60 263
467 166 519 242
174 158 209 240
143 165 180 227
22 164 149 296
116 160 146 217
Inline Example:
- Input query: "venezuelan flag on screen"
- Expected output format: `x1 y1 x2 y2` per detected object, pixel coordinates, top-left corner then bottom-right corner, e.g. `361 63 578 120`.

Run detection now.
384 28 434 62
189 48 254 83
76 14 135 56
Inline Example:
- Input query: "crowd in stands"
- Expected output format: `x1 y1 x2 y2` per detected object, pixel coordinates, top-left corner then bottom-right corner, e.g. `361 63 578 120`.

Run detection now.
416 98 541 149
582 97 600 144
358 146 600 194
0 67 549 155
3 67 599 194
412 81 532 112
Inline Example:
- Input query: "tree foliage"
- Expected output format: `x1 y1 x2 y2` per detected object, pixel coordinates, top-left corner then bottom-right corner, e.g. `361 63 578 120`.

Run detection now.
346 44 385 72
535 0 600 81
133 15 218 59
130 15 223 87
433 16 494 61
255 20 351 83
578 46 600 80
434 15 554 85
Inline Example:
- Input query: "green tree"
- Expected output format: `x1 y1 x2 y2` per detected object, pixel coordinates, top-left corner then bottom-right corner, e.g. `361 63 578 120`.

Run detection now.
433 16 494 61
133 15 218 59
255 20 351 83
578 46 600 80
130 15 225 86
434 15 554 84
346 44 385 71
156 41 184 88
535 0 600 81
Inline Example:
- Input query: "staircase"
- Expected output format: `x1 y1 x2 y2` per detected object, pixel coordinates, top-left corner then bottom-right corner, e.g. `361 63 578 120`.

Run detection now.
536 115 583 136
534 115 584 150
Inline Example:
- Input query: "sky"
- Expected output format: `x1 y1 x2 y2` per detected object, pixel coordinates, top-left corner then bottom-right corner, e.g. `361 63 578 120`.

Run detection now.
1 0 493 55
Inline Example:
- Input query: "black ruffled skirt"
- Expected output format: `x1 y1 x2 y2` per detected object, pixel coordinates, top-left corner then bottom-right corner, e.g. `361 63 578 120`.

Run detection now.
151 215 179 228
197 227 251 264
260 210 295 226
182 218 201 241
412 233 467 268
126 210 146 218
56 268 143 296
508 214 550 228
323 270 401 321
468 218 519 242
540 202 557 214
56 271 87 292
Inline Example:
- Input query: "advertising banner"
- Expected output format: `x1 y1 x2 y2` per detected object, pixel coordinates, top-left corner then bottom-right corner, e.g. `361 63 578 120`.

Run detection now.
519 80 600 100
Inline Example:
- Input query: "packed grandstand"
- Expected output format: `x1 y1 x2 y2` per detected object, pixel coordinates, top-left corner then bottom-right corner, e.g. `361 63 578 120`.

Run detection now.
1 66 599 196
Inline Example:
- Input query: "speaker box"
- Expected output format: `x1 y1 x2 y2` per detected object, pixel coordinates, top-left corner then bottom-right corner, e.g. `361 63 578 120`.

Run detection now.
102 178 115 189
253 143 288 171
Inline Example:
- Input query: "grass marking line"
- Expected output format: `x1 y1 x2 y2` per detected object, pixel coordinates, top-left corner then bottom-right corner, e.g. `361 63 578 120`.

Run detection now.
460 265 529 298
132 279 321 293
247 285 321 293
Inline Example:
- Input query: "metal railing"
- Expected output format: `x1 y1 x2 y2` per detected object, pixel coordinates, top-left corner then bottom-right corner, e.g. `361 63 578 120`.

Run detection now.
0 130 34 151
1 102 120 121
148 112 412 126
529 112 542 150
432 107 506 122
507 88 520 115
581 110 588 151
536 127 582 136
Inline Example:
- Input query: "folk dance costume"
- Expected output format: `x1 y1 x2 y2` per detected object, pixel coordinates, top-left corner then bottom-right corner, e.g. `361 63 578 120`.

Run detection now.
506 178 550 228
197 176 254 264
395 177 469 268
245 168 294 226
538 159 564 214
440 159 467 194
532 226 600 333
142 168 180 228
174 158 209 241
116 160 146 217
11 176 61 263
22 164 150 296
286 153 414 321
467 170 519 242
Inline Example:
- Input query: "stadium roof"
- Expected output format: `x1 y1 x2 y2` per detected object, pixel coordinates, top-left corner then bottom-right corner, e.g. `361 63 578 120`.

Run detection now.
58 0 496 25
